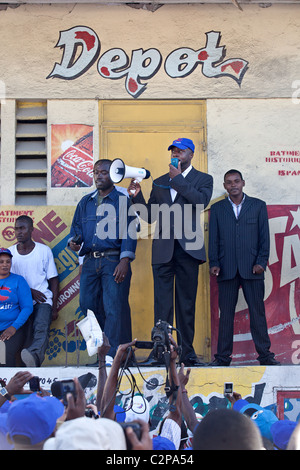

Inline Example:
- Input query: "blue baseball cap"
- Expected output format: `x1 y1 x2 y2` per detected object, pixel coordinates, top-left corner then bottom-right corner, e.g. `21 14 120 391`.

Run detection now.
7 394 64 445
168 138 195 152
0 248 12 257
235 401 278 441
271 420 298 449
152 435 176 450
114 405 126 423
0 414 14 450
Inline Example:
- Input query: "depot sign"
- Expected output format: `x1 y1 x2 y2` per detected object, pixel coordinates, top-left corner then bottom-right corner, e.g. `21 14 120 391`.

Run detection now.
47 26 249 98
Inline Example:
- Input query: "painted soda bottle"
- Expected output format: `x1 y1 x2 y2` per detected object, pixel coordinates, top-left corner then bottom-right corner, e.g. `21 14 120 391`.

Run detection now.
51 131 94 187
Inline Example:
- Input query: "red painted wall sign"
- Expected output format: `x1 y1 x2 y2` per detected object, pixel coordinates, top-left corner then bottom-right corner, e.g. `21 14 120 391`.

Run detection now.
47 27 248 98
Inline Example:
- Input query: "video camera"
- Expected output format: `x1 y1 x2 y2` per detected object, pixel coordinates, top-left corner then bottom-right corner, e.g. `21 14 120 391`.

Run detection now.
151 319 173 361
120 422 142 450
135 319 181 365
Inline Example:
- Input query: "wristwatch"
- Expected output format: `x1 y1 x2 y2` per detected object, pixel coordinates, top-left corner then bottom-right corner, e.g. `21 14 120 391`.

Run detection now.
0 387 11 400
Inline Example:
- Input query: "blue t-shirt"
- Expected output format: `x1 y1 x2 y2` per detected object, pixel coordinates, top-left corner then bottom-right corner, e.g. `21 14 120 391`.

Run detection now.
0 273 33 331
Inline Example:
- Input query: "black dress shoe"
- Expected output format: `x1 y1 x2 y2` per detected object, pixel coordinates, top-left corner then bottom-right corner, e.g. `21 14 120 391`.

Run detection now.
259 357 281 365
182 357 207 367
209 358 230 367
137 355 165 367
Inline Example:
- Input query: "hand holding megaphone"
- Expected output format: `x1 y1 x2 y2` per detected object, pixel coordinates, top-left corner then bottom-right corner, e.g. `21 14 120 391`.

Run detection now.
109 158 151 195
127 178 141 197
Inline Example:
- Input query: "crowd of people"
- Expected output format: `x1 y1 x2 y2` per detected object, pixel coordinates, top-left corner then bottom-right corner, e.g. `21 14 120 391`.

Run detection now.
0 335 297 450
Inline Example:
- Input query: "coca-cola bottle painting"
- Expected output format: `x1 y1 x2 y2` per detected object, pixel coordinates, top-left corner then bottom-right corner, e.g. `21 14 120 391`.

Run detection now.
51 127 94 188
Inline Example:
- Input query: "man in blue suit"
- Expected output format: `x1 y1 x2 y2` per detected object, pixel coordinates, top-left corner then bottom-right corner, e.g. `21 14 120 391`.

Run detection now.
209 169 279 366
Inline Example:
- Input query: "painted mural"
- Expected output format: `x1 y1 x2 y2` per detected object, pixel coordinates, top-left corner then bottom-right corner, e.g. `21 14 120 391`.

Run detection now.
0 364 299 437
47 28 249 98
0 206 88 366
51 124 94 188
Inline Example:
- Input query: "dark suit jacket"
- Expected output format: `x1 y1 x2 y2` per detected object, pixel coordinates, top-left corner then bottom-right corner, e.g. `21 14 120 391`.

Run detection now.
133 167 213 264
208 194 270 281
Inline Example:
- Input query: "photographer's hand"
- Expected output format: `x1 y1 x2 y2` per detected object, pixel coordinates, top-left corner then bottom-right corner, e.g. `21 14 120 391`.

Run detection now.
6 371 34 397
169 334 179 361
125 420 152 450
226 391 242 408
115 339 137 365
96 334 111 412
178 362 191 389
100 340 136 419
178 363 198 433
98 333 111 359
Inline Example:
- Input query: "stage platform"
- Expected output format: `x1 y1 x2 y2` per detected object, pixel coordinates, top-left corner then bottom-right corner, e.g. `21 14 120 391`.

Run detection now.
1 364 299 431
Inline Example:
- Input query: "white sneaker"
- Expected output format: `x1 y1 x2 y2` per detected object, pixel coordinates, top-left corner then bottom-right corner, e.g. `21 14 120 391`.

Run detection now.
105 355 114 366
21 349 38 367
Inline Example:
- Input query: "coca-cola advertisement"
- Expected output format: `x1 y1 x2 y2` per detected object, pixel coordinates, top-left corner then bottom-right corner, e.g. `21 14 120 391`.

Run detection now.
51 124 94 187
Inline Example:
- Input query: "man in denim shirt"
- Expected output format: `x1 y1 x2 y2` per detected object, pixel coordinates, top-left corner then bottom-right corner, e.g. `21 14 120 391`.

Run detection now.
69 159 137 362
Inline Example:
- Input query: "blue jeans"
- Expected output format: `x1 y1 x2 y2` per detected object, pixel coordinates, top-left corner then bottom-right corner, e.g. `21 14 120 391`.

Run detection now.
25 303 52 365
80 254 132 357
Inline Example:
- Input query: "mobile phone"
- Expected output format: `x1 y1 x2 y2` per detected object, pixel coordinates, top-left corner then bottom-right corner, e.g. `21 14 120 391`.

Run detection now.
51 379 77 406
78 372 94 390
29 376 40 392
171 157 179 168
135 341 154 349
224 382 233 397
60 379 77 406
72 234 82 245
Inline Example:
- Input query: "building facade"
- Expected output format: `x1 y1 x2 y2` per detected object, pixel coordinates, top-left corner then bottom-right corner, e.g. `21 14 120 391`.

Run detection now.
0 0 299 366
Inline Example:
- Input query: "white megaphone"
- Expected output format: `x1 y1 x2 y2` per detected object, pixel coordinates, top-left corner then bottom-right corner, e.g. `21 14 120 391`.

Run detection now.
109 158 151 184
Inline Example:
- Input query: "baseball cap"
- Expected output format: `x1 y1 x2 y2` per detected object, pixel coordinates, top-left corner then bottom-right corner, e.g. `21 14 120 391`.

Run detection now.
235 401 278 441
43 416 127 450
7 393 64 445
168 138 195 152
0 414 14 450
152 435 176 450
271 420 298 450
232 399 251 413
125 394 150 423
114 404 126 422
234 401 263 416
0 248 12 257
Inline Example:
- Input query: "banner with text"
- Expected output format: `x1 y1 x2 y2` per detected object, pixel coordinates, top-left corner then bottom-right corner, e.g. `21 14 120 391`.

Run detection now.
0 206 92 366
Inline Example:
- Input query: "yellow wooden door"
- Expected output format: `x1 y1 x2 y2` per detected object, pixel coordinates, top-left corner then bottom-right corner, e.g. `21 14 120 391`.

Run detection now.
99 100 211 361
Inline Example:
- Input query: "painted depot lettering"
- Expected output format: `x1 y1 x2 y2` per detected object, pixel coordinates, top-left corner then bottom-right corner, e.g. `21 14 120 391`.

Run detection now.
47 26 249 98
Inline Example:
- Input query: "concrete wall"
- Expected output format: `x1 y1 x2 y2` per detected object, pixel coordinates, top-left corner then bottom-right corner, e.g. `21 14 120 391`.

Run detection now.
0 3 299 99
1 364 300 437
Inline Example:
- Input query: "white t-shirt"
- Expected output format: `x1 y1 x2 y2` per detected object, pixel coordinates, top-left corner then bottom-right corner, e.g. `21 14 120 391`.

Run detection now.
9 242 58 306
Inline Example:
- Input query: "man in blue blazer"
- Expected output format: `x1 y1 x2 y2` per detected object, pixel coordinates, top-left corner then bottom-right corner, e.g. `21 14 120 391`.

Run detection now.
129 138 213 366
209 169 279 366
